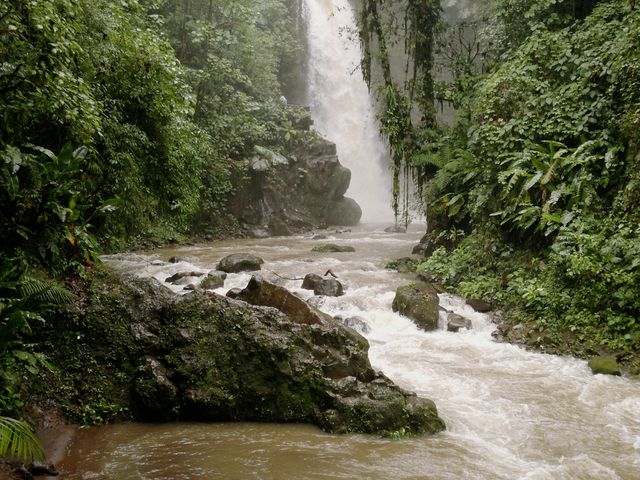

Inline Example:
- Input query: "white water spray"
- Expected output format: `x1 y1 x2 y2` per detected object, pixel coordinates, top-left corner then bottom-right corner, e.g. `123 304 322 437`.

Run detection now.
303 0 394 223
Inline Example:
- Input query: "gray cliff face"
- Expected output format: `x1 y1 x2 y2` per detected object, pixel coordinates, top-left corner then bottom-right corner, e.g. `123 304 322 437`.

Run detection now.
232 136 363 236
58 270 445 437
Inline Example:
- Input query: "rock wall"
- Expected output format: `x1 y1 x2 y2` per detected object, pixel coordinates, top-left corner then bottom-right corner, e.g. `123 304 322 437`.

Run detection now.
231 133 363 236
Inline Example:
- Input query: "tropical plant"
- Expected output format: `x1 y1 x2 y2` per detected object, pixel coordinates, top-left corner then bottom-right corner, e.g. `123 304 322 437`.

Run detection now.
0 416 45 463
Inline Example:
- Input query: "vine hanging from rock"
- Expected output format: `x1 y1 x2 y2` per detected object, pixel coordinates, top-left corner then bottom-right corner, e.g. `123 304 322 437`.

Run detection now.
358 0 441 225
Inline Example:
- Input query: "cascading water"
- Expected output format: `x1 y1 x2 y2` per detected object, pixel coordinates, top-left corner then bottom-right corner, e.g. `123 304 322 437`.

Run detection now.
302 0 394 223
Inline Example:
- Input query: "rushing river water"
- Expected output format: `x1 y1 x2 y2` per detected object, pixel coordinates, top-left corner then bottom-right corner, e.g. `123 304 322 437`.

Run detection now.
58 224 640 480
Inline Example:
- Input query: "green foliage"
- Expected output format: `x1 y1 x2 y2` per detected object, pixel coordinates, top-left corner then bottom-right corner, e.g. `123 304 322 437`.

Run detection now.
0 259 71 415
412 0 640 361
0 144 108 272
0 416 45 463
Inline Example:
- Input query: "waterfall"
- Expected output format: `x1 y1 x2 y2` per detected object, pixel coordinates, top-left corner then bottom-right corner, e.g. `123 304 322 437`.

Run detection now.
302 0 394 223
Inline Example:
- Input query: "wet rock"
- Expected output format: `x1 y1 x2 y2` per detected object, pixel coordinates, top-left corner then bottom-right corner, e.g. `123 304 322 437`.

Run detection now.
301 273 344 297
588 356 621 376
217 253 264 273
312 243 355 253
226 288 243 300
208 270 227 280
411 243 433 257
335 315 370 334
166 271 205 283
312 234 328 240
447 313 472 332
28 461 58 476
392 283 440 331
466 298 493 313
384 225 406 233
200 274 225 290
63 271 446 437
386 257 419 273
183 284 197 291
235 276 328 325
168 256 189 264
134 357 178 418
325 197 362 226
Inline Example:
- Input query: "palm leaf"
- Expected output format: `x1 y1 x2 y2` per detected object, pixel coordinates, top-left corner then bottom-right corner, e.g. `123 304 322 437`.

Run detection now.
0 416 45 463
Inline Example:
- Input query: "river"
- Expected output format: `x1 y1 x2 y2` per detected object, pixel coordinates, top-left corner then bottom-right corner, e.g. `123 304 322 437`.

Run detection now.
58 224 640 479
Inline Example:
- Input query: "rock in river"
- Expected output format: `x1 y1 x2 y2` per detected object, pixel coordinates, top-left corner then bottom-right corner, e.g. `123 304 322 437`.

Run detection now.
392 283 440 331
312 243 355 253
301 273 344 297
68 270 445 436
217 253 264 273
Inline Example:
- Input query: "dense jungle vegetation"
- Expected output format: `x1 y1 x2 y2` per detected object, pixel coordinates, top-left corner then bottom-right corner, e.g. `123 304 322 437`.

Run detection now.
1 0 639 464
0 0 304 458
360 0 640 366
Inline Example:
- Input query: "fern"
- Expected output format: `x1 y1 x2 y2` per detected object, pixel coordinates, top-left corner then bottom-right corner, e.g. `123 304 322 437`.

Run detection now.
18 278 75 305
0 416 45 463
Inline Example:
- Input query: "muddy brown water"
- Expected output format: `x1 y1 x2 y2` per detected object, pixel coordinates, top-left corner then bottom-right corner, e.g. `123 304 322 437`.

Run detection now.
57 224 640 480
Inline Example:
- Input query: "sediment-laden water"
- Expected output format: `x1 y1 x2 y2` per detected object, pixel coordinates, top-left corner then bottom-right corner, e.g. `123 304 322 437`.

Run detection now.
59 225 640 480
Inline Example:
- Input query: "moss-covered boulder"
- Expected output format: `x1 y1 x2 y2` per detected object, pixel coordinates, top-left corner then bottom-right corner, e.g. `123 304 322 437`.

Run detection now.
392 283 440 331
588 356 621 376
44 270 445 437
312 243 355 253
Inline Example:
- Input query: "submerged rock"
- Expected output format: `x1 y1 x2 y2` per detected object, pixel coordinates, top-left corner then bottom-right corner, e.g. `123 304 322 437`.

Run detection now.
384 225 406 233
168 256 189 264
166 271 205 284
217 253 264 273
301 273 344 297
200 273 225 290
588 356 621 376
447 313 472 332
335 315 370 335
312 243 355 253
392 283 440 331
72 271 445 436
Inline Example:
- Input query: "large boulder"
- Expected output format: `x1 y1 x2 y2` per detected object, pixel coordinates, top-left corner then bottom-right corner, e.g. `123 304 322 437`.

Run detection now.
325 197 362 226
230 136 363 236
301 273 344 297
45 270 446 437
392 283 440 331
217 253 264 273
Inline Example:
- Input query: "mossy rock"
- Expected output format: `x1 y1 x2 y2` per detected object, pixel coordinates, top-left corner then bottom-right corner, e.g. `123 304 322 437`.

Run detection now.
312 243 355 253
588 356 621 376
392 283 440 331
39 269 445 436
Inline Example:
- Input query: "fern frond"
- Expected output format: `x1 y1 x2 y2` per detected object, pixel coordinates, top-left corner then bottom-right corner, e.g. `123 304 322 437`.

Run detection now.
18 278 75 305
0 416 45 463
